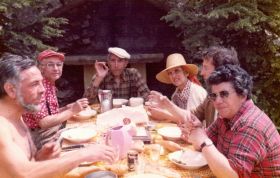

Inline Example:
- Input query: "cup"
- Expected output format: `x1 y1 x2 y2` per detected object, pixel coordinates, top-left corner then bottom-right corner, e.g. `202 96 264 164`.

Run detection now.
129 97 144 107
136 155 146 174
149 144 161 162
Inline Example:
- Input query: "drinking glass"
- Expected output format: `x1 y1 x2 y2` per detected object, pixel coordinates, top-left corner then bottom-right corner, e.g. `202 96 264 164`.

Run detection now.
136 155 146 174
149 144 161 162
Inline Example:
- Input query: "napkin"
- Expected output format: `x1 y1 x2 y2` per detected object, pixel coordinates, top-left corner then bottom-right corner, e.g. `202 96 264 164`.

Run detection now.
96 105 149 130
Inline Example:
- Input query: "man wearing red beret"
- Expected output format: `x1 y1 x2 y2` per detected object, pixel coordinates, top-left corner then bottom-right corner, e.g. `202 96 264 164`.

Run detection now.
23 49 89 149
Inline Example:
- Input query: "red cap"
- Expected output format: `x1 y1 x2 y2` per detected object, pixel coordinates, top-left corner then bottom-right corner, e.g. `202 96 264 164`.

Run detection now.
37 49 65 61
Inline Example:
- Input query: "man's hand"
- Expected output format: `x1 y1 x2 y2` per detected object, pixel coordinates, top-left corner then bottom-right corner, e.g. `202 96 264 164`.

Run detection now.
179 114 203 145
188 127 208 151
95 60 109 79
35 141 61 161
85 144 116 164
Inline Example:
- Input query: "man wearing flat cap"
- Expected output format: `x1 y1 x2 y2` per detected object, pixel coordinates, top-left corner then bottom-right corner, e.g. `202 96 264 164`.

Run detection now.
84 47 150 103
23 49 89 149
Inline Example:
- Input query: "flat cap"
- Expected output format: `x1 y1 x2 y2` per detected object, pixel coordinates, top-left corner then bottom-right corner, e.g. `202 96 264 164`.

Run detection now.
37 49 65 61
108 47 131 59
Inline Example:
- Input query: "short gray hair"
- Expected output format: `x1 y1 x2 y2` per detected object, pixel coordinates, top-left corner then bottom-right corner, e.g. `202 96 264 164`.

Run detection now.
0 54 36 98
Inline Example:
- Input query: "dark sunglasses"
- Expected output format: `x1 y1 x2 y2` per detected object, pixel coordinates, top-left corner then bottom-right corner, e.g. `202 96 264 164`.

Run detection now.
208 90 234 101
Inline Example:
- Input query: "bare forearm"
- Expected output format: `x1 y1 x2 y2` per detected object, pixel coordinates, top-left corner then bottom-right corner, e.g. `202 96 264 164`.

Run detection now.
21 151 89 178
167 103 189 123
39 110 73 129
202 146 238 178
83 76 103 101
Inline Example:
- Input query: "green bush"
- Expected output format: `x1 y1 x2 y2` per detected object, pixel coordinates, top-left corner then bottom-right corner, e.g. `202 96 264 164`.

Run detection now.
162 0 280 127
0 0 68 56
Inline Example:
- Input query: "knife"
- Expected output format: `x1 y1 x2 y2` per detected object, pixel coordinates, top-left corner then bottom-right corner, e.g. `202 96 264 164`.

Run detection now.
62 144 85 151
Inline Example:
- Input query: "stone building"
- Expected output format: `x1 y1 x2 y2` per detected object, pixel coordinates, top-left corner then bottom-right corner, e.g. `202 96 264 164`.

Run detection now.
47 0 185 105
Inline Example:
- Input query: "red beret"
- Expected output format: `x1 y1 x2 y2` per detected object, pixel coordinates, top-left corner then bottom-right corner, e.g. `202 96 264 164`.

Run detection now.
37 49 65 61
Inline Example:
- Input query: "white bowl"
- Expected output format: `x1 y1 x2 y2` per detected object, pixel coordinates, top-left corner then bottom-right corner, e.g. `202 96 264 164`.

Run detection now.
113 98 128 108
73 109 97 120
129 97 144 107
127 173 166 178
168 150 208 170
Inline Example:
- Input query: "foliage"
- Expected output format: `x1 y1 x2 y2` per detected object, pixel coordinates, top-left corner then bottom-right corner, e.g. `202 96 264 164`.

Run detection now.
162 0 280 127
0 0 68 56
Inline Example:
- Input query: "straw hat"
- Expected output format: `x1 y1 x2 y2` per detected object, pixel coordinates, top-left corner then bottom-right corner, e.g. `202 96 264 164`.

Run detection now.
156 53 198 84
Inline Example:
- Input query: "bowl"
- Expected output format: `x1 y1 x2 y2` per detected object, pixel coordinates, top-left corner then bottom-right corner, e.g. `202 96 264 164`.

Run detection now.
129 97 144 107
85 170 117 178
113 98 128 108
73 109 97 120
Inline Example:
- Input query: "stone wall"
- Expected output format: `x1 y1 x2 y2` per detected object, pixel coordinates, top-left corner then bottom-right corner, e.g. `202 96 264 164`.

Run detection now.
48 0 184 105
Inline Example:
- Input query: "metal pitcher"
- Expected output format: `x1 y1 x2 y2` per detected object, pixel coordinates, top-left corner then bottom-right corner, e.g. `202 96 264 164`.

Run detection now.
98 89 113 113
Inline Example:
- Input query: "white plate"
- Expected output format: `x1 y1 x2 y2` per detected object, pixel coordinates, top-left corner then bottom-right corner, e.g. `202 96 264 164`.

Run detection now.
157 126 182 141
61 128 97 143
127 173 166 178
168 150 207 170
85 170 117 178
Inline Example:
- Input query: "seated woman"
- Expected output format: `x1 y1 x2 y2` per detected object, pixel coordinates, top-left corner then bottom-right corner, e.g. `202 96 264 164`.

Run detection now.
148 53 207 122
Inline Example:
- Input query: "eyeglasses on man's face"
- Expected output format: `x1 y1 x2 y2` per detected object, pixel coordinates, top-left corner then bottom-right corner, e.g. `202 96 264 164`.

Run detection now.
208 90 235 101
41 62 63 68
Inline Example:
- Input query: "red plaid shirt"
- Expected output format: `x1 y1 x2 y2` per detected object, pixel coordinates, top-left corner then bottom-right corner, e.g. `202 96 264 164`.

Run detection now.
23 78 59 129
207 100 280 177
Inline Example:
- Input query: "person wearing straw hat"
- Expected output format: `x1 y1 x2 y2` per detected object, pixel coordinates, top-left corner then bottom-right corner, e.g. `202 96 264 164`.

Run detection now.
147 46 239 127
84 47 150 103
149 53 207 121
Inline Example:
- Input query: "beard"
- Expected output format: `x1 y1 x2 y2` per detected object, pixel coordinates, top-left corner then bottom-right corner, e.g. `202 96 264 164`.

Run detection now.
16 91 41 112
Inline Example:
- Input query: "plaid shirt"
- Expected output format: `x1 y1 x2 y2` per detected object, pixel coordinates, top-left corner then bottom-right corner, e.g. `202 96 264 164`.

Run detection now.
207 100 280 177
84 68 150 103
23 78 59 129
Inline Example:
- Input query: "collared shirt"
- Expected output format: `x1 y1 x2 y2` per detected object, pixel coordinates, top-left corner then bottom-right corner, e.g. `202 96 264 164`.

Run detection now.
84 68 150 103
191 97 217 127
207 100 280 177
23 78 59 129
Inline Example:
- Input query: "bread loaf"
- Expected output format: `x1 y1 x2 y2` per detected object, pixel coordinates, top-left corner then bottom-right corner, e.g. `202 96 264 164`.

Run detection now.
160 140 182 152
105 164 127 176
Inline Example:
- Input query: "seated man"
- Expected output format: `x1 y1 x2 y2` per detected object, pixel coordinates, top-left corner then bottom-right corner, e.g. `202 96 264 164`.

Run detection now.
22 49 89 149
147 46 239 127
0 54 115 178
84 47 150 103
183 65 280 177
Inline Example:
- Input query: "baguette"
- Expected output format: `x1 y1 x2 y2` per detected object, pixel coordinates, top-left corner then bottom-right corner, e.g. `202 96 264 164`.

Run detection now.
160 140 182 152
104 164 127 176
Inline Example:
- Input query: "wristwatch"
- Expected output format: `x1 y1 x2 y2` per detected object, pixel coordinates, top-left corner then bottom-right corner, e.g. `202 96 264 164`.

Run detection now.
200 138 213 151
